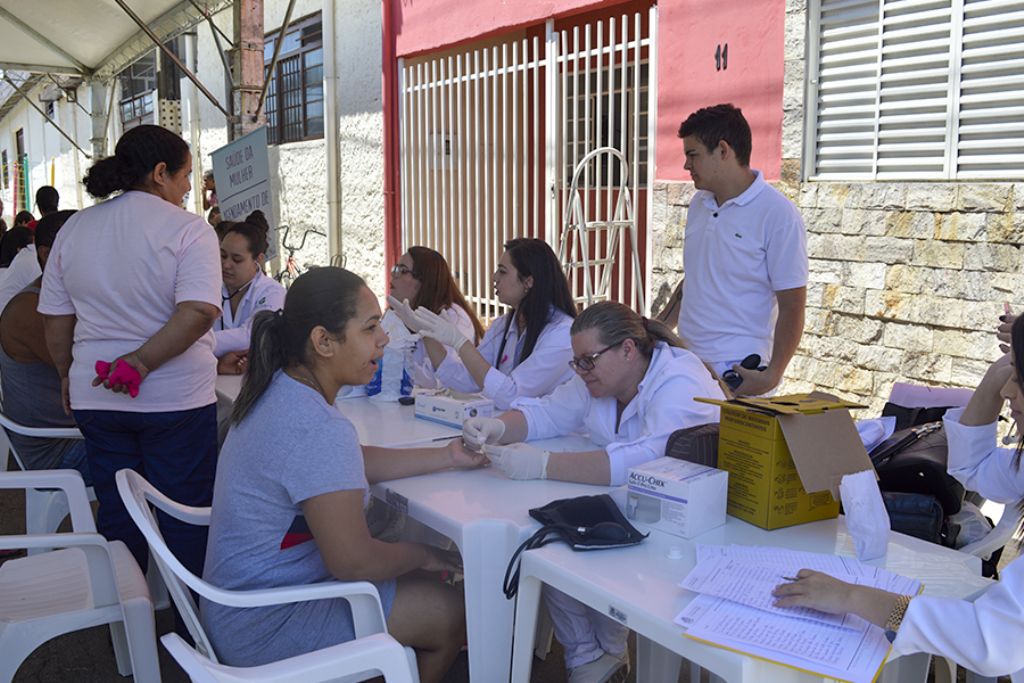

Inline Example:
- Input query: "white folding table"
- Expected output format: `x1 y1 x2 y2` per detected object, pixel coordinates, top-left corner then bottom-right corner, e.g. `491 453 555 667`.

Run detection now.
371 434 614 683
510 516 994 683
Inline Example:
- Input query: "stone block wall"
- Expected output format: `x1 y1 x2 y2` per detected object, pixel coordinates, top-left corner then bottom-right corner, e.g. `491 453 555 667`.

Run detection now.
648 0 1022 415
650 179 1022 414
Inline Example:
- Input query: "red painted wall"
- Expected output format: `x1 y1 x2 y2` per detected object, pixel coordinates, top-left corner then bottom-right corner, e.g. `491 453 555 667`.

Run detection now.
392 0 631 58
655 0 785 181
387 0 786 190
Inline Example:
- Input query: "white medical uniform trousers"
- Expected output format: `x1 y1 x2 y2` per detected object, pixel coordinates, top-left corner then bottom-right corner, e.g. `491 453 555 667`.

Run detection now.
543 586 629 669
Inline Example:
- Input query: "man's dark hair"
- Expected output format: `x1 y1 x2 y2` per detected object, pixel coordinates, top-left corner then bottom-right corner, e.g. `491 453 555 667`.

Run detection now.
0 226 32 267
13 211 33 227
35 210 77 250
677 103 752 166
35 185 59 214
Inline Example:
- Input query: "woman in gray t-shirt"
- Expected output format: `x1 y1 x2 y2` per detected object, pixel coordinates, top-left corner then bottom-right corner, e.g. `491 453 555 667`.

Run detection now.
202 267 485 683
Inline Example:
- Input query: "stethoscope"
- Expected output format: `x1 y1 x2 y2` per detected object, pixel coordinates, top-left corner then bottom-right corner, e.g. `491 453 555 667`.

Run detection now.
218 273 258 330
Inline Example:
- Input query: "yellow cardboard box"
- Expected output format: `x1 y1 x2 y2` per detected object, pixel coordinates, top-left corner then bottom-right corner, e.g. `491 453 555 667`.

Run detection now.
695 393 874 530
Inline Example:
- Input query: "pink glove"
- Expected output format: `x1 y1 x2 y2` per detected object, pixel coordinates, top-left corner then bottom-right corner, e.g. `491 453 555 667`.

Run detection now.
95 359 143 398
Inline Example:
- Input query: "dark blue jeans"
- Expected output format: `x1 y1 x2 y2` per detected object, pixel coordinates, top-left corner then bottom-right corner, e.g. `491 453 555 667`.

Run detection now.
74 404 218 578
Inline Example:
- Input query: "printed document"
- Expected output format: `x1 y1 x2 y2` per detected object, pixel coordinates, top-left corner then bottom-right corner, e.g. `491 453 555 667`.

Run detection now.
675 545 921 683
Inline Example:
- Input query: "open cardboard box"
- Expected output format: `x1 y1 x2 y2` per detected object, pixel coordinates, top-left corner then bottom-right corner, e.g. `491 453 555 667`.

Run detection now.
695 392 874 529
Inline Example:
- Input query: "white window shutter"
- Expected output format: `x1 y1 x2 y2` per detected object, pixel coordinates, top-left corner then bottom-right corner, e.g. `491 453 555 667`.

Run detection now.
812 0 881 178
956 0 1024 179
809 0 1024 180
876 0 954 180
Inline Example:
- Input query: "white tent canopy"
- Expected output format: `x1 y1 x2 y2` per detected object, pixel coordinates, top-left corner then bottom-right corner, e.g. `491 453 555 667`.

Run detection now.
0 0 232 79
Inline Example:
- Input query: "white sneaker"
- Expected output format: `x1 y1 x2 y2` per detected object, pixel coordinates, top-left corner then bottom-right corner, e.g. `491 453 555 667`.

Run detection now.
568 651 629 683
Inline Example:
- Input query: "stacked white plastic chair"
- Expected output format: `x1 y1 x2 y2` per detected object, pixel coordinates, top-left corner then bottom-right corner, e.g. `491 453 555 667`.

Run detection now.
0 410 95 552
115 468 420 683
0 469 159 682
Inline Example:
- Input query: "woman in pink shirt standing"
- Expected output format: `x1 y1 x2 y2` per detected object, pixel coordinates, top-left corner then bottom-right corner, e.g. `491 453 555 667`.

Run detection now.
39 125 222 577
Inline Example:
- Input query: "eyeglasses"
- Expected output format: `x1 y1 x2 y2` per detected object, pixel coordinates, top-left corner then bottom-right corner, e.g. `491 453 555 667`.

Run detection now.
391 264 416 278
568 342 620 372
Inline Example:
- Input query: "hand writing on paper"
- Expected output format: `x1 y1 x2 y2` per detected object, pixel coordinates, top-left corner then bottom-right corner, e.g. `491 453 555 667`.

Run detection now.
772 569 900 628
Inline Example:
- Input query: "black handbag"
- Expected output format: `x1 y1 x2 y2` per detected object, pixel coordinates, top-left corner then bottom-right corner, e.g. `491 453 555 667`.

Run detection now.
869 421 964 515
502 494 647 599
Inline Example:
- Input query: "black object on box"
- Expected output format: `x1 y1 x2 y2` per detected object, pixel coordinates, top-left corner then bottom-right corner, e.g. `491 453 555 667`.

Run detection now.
665 423 720 467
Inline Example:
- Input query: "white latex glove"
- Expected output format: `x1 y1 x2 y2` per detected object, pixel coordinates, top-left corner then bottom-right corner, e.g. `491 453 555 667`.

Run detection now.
484 442 550 480
386 295 424 333
462 416 506 451
413 307 471 350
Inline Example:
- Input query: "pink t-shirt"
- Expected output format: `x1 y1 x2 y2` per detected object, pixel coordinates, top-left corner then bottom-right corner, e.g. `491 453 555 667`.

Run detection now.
38 191 222 412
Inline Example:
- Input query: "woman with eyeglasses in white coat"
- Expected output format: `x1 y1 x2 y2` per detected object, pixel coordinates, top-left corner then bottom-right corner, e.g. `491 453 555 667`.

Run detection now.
389 237 576 409
386 246 483 388
459 300 725 683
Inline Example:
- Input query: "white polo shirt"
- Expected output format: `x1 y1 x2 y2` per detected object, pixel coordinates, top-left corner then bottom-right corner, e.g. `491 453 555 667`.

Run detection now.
677 170 807 365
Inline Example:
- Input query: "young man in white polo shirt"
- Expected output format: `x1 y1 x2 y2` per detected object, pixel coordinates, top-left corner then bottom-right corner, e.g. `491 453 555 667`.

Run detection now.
675 104 807 396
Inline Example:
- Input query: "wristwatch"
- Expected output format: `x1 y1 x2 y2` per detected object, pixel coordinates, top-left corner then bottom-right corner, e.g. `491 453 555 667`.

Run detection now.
883 594 912 643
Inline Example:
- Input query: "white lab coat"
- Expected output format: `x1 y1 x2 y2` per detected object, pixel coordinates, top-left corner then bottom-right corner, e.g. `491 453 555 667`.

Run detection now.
214 271 286 357
892 407 1024 680
513 342 724 486
434 307 574 409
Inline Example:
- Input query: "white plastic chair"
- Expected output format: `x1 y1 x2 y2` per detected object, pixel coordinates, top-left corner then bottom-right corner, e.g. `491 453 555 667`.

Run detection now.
0 410 96 551
0 469 159 683
115 469 420 683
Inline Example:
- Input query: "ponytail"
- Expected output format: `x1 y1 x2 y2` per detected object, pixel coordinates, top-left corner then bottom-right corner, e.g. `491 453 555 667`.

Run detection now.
231 310 287 424
84 125 190 198
572 301 684 359
637 316 686 354
230 266 367 424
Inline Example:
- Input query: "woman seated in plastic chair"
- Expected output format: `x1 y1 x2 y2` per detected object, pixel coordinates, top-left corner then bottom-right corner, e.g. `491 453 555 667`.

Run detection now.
389 237 576 409
772 316 1024 679
459 300 725 683
202 267 486 683
214 211 285 375
387 245 484 388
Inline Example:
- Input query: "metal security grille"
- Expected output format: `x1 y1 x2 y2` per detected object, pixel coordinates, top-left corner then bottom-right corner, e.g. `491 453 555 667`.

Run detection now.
553 12 654 312
807 0 1024 180
398 7 656 319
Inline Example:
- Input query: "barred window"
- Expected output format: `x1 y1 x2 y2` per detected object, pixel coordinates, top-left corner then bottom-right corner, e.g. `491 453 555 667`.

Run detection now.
265 14 324 145
807 0 1024 180
118 51 156 129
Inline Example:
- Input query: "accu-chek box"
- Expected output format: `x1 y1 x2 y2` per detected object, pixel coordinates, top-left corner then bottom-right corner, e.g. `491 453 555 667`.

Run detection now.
414 392 494 428
626 457 728 539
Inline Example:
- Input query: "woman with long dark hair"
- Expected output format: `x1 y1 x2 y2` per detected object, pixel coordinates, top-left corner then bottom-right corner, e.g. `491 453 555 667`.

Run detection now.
203 267 484 682
772 316 1024 679
387 245 483 387
39 124 221 578
392 237 576 409
461 300 724 682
